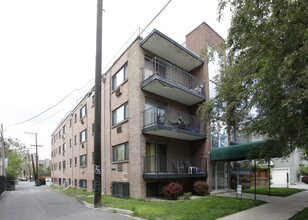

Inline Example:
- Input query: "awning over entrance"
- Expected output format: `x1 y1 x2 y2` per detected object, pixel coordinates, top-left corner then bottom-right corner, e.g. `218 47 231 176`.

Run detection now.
210 141 266 161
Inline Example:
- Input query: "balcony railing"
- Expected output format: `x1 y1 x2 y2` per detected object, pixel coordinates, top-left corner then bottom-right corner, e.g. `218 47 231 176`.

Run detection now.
143 155 207 179
143 57 205 97
141 57 205 105
143 106 204 135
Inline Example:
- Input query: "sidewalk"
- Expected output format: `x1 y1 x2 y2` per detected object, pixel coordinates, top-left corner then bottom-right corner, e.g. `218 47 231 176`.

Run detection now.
216 189 308 220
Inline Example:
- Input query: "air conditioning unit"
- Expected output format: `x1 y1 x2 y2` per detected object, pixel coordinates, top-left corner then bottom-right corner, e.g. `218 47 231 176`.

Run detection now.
117 125 122 133
80 118 84 124
81 143 85 148
115 87 122 96
62 134 65 139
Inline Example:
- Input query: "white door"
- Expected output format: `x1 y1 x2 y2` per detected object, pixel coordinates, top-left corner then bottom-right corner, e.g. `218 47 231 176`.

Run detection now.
272 168 289 186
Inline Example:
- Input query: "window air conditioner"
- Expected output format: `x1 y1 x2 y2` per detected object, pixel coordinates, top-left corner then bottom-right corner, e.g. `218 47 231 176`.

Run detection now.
115 87 122 96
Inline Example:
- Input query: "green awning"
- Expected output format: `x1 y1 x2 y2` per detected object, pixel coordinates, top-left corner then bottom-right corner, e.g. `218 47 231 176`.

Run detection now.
210 141 266 161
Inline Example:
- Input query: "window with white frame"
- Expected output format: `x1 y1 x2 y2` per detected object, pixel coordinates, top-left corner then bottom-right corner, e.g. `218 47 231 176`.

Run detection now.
112 103 128 126
112 63 128 90
80 129 87 143
80 104 87 119
112 143 129 162
80 154 87 167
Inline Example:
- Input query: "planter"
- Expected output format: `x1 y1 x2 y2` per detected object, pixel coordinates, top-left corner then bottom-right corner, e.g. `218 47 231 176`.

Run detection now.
6 180 16 191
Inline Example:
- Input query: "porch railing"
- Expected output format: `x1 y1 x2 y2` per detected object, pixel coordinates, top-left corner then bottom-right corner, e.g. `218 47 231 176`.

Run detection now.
144 155 207 174
143 57 205 96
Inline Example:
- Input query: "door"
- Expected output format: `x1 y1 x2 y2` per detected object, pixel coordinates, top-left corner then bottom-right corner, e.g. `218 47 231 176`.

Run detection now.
146 142 167 173
272 168 289 186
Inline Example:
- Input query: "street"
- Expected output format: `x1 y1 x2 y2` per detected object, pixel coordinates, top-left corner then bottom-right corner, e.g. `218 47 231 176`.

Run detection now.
0 181 133 220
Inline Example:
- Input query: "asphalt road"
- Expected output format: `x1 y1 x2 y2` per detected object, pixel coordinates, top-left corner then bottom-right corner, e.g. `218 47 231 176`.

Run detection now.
0 181 133 220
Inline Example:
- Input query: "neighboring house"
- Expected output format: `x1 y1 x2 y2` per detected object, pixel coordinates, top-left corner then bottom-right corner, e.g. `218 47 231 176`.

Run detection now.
39 159 51 169
51 22 225 198
271 149 308 186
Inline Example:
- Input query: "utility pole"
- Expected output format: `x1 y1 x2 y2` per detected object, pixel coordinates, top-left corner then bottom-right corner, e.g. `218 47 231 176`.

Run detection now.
25 132 40 180
0 123 5 177
94 0 103 208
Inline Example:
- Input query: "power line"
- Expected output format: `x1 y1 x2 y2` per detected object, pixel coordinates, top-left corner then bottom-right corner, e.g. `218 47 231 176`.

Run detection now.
140 0 173 36
5 79 94 127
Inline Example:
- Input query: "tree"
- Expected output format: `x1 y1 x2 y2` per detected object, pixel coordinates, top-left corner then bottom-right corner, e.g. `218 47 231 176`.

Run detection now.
4 138 29 179
6 150 23 180
199 0 308 159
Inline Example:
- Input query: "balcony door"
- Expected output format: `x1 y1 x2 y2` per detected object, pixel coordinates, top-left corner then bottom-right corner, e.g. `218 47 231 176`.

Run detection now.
145 99 166 126
146 142 167 173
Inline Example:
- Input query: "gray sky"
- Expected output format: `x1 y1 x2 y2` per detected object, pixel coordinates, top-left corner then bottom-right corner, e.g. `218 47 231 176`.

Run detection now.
0 0 231 159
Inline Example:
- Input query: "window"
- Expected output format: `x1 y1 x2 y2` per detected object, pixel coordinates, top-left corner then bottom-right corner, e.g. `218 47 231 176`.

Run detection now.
92 123 95 134
112 103 128 126
80 104 87 119
59 162 61 170
74 135 77 145
79 179 87 188
112 143 129 162
80 154 87 167
69 118 72 127
69 158 72 167
63 125 66 134
112 182 129 198
74 157 77 166
63 160 66 170
80 129 87 143
92 95 95 107
58 146 61 154
74 113 77 123
62 143 66 152
112 63 128 90
69 138 72 147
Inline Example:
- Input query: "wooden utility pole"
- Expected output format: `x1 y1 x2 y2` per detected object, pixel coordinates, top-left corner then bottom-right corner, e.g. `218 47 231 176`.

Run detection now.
94 0 103 208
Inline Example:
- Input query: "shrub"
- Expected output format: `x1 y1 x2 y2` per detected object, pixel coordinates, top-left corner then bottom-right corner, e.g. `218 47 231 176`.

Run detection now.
163 182 183 200
193 181 209 196
302 176 308 184
299 165 308 176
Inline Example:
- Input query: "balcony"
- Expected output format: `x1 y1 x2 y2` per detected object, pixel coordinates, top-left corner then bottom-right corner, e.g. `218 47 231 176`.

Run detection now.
141 57 206 106
142 106 206 141
143 155 208 180
140 29 204 72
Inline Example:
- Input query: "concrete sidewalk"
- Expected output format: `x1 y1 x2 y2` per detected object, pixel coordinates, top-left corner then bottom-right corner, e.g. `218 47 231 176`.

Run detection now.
216 189 308 220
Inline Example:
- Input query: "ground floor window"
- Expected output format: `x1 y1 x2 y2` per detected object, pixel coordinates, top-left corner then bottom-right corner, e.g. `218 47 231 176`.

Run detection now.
112 182 129 198
79 179 87 188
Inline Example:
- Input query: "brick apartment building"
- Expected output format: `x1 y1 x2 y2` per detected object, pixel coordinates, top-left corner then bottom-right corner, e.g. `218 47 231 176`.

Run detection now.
51 22 224 198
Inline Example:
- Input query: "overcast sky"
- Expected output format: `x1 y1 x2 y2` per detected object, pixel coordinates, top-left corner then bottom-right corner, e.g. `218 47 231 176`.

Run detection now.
0 0 231 159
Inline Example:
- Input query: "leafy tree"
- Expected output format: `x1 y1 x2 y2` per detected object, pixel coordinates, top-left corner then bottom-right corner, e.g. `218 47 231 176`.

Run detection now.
6 150 23 180
199 0 308 159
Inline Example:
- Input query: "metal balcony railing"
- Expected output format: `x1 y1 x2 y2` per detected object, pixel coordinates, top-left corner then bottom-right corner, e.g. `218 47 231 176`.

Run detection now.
143 106 203 134
144 155 207 175
143 57 205 96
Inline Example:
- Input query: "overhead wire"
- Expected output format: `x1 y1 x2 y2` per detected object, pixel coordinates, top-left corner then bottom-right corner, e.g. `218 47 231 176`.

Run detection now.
6 0 173 128
5 79 94 127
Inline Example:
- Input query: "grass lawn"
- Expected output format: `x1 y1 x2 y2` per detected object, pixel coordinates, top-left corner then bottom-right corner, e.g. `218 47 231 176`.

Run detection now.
289 208 308 220
243 187 304 197
56 187 264 220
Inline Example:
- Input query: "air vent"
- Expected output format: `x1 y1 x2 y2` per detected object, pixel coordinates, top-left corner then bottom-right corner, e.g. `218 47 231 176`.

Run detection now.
117 163 123 171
